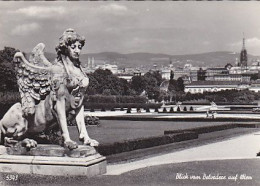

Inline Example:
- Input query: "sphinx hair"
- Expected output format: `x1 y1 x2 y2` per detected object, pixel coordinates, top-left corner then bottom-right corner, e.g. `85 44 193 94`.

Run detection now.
55 28 85 60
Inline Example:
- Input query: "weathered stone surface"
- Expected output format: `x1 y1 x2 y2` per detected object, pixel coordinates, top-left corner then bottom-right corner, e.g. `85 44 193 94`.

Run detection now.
0 146 7 155
0 154 106 176
0 145 107 176
6 145 97 158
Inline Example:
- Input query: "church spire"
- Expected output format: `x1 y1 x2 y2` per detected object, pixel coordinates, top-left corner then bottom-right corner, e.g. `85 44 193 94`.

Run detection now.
242 32 246 50
240 32 247 67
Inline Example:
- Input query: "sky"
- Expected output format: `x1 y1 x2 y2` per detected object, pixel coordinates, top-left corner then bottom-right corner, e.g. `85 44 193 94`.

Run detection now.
1 2 260 55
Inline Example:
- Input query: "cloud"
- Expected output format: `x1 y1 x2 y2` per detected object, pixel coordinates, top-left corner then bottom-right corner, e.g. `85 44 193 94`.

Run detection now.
246 37 260 47
99 4 130 15
203 41 210 46
12 6 66 19
230 37 260 48
11 23 40 36
100 4 128 12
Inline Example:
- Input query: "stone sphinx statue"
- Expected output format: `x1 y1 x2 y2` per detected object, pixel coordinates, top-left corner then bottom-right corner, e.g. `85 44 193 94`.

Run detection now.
0 28 99 150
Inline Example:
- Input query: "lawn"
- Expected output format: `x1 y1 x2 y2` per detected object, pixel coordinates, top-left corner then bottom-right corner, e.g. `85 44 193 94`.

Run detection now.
68 120 241 145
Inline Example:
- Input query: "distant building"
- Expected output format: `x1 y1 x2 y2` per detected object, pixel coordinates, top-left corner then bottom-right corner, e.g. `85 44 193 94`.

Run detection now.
124 67 136 74
209 74 251 82
161 69 174 80
87 57 95 69
197 68 206 81
95 64 118 74
249 80 260 92
159 60 175 80
184 81 249 94
117 69 144 82
205 67 229 81
117 74 133 82
173 64 200 81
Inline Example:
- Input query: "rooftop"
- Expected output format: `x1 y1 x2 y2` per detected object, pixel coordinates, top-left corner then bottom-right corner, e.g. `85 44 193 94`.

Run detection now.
187 81 244 86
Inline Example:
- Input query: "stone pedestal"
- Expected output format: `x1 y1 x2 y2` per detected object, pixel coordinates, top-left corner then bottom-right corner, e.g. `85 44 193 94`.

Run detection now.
0 145 106 177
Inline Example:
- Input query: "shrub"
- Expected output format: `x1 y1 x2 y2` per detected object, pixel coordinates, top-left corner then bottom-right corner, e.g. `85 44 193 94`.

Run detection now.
0 91 20 104
163 108 167 113
90 108 95 112
85 116 100 126
169 107 174 113
183 106 187 112
146 108 150 113
190 106 194 111
86 95 117 104
0 91 20 119
101 108 106 112
177 106 181 112
127 108 131 113
154 108 159 112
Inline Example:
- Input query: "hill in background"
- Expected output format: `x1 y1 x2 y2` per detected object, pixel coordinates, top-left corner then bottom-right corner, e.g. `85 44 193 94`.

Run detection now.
44 51 258 69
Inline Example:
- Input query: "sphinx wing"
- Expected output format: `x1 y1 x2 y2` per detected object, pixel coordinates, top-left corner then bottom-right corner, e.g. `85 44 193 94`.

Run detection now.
29 43 53 67
13 44 53 116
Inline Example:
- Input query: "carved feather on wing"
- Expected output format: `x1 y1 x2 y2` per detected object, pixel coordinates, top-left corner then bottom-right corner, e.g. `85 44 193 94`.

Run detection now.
13 43 53 116
29 43 53 67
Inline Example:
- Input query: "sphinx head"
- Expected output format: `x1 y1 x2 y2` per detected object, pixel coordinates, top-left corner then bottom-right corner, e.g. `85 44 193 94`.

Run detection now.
56 28 85 62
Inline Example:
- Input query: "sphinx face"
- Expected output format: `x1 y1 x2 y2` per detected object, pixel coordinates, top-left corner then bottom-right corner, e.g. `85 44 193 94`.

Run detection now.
68 41 82 60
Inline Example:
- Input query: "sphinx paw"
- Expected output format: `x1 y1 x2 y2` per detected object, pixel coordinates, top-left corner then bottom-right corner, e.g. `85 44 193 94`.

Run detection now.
64 140 78 150
4 137 18 147
84 138 99 147
21 138 37 149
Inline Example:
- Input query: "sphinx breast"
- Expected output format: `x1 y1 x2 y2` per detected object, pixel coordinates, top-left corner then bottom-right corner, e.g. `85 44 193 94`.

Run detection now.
80 77 89 88
66 76 89 90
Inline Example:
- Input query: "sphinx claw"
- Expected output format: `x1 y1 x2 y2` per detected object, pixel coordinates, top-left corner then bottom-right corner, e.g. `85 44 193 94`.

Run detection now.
64 140 78 150
22 138 37 149
4 137 18 147
84 139 99 147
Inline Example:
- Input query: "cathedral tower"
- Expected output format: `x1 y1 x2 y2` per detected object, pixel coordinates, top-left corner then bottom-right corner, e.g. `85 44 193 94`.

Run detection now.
240 33 248 67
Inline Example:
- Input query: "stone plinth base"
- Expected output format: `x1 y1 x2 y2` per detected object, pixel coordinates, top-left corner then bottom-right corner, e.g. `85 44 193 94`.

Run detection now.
0 145 106 177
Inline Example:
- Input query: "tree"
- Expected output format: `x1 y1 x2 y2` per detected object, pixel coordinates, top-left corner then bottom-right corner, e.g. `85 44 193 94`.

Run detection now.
102 89 112 96
0 47 18 63
151 70 163 86
0 47 19 91
131 76 146 95
176 77 184 92
143 72 160 100
168 79 177 92
88 68 133 96
168 79 177 102
86 75 99 95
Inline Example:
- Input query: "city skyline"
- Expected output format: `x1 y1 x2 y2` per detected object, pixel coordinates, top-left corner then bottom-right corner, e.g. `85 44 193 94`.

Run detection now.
1 2 260 55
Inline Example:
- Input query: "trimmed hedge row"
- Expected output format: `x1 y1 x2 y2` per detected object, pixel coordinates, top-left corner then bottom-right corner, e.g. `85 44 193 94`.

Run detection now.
164 124 236 135
164 123 260 135
182 102 257 105
98 115 260 122
84 103 162 110
84 95 159 110
85 95 147 104
96 132 198 156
